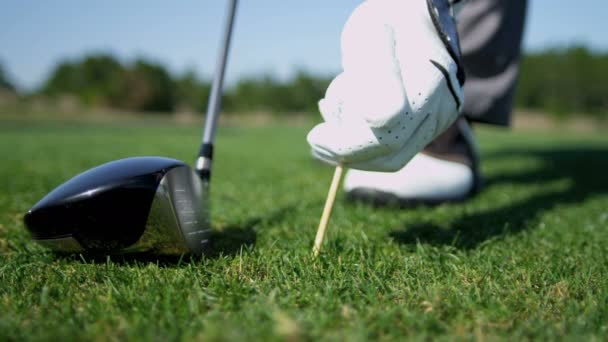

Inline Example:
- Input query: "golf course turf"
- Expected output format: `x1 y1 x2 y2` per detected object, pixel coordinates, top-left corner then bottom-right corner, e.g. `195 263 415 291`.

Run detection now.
1 117 607 340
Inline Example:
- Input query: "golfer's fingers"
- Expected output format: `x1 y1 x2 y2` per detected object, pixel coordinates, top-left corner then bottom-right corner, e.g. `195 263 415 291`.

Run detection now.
307 121 390 165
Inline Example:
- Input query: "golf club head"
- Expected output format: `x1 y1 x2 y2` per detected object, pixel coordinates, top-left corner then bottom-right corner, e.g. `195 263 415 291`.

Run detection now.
24 157 211 255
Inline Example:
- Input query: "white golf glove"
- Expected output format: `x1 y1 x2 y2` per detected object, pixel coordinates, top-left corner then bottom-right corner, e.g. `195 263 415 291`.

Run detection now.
307 0 466 172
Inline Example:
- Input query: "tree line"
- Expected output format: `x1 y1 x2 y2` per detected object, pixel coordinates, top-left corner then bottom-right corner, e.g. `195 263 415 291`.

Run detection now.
1 46 607 118
0 64 15 92
516 46 608 118
35 54 330 115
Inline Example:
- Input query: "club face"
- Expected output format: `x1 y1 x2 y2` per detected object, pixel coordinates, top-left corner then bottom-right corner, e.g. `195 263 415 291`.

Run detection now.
129 164 211 255
24 157 211 255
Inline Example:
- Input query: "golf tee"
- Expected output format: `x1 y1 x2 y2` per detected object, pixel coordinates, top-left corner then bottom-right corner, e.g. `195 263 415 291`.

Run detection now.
313 165 344 257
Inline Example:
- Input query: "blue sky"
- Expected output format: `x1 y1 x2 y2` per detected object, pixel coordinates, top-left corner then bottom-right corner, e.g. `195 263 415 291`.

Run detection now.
1 0 607 90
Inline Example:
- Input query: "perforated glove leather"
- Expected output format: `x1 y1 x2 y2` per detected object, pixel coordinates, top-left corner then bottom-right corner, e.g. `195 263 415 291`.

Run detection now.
307 0 466 172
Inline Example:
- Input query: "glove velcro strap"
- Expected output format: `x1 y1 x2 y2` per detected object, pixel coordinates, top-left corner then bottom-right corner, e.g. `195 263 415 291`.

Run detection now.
449 0 467 16
426 0 465 86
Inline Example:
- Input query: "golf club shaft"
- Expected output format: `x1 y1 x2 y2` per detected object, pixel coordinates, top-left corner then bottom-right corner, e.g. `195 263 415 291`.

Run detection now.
197 0 238 181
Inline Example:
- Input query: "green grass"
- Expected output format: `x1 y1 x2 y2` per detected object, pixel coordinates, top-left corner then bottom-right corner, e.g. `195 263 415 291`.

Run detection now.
1 118 607 341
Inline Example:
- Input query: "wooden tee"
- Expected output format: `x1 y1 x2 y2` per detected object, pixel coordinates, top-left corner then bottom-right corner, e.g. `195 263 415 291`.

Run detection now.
312 166 344 257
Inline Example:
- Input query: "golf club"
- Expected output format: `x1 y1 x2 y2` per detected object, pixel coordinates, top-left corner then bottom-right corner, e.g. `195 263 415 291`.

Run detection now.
23 0 239 256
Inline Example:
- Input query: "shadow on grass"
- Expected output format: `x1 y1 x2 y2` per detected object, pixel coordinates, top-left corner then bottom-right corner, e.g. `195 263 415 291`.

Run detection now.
390 146 608 249
55 205 296 266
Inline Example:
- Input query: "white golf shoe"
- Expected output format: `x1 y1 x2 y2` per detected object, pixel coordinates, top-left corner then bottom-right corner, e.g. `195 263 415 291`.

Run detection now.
344 118 482 206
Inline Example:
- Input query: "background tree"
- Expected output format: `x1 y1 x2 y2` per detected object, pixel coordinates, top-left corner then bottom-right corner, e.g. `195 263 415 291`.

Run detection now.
0 63 16 92
122 59 175 112
173 70 212 113
42 54 127 107
516 46 608 118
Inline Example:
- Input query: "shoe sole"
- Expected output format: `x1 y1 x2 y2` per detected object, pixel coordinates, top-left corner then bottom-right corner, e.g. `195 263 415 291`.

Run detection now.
346 173 483 208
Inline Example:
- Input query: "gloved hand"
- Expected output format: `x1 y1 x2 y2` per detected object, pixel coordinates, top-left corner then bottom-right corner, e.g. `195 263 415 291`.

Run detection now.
307 0 466 172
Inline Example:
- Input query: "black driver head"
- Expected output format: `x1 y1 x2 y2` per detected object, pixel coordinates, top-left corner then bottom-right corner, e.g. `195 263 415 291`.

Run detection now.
24 157 211 255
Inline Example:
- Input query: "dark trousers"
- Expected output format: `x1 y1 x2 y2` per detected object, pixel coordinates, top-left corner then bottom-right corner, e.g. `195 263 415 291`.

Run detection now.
458 0 528 126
